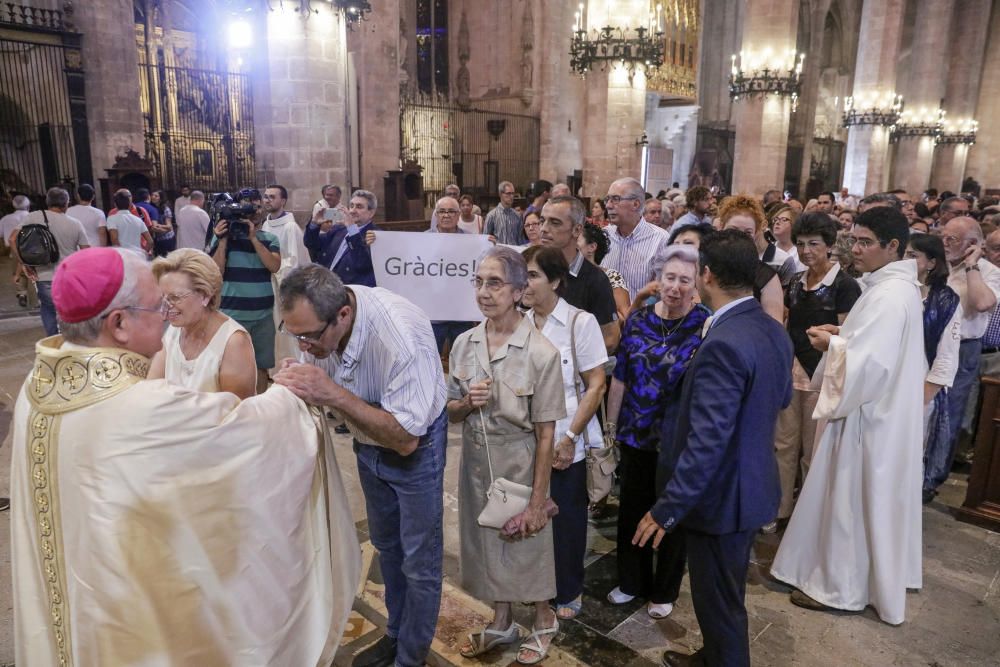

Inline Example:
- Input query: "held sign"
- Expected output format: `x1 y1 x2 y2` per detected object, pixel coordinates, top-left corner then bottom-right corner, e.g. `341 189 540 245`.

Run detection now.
371 231 494 321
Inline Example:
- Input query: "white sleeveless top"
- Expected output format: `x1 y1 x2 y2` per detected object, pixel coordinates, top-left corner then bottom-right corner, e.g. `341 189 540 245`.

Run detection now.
163 316 250 393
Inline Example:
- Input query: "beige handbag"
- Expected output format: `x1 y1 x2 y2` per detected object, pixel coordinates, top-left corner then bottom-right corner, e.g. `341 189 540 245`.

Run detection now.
569 311 620 503
476 406 534 529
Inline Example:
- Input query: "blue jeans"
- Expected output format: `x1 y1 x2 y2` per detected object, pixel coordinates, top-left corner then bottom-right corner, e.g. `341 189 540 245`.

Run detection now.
354 409 447 667
36 280 58 336
926 338 981 492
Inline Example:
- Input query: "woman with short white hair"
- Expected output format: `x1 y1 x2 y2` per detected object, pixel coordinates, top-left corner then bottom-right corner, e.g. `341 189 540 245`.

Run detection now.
147 248 257 398
605 244 710 619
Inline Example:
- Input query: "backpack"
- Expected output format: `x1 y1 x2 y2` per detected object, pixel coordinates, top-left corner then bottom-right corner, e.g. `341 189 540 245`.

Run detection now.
16 210 60 267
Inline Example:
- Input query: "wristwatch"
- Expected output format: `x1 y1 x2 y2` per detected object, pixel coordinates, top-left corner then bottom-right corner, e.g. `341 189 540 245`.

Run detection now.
565 429 580 442
966 264 980 272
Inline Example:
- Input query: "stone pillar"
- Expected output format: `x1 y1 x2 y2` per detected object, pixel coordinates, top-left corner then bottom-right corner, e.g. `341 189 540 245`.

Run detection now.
350 0 401 216
889 0 953 196
251 4 350 220
842 0 905 197
730 0 798 196
73 0 144 201
965 2 1000 193
579 0 650 196
538 1 585 184
930 0 990 193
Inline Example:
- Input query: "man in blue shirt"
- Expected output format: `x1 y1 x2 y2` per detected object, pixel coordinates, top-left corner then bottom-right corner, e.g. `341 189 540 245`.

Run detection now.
304 189 379 286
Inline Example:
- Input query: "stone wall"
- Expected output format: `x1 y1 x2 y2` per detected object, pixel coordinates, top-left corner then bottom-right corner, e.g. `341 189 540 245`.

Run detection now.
75 0 144 205
250 4 350 219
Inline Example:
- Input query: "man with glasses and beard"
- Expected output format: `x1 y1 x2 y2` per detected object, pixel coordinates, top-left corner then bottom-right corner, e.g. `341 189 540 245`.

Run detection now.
485 181 527 245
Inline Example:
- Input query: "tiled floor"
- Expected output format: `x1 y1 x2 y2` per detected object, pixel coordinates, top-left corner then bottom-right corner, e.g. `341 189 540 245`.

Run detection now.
0 256 999 665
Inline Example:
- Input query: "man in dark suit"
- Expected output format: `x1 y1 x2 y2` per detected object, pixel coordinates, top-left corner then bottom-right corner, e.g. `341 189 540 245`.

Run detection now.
634 229 793 667
303 189 379 286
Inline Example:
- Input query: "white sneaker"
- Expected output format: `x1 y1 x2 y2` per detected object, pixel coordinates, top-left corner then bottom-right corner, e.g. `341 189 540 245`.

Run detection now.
760 521 778 534
607 586 635 605
647 602 673 619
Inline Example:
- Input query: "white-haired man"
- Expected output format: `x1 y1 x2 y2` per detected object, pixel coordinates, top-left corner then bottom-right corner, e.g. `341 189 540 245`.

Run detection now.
1 193 32 307
601 177 670 301
9 246 359 665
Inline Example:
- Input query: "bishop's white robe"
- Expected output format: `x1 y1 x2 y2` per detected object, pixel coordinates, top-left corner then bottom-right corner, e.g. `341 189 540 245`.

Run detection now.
771 259 925 626
263 212 311 365
11 337 360 666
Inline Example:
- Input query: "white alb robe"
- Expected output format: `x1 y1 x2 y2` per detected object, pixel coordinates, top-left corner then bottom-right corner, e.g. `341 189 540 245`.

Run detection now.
263 212 311 364
12 337 360 666
771 259 925 626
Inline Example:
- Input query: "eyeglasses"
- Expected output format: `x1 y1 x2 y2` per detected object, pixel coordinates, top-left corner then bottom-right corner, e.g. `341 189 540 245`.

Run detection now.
941 234 967 245
163 290 195 307
470 277 512 292
102 301 168 319
848 236 883 249
436 208 459 216
603 195 640 205
500 190 515 196
278 320 331 344
524 221 540 229
773 216 794 224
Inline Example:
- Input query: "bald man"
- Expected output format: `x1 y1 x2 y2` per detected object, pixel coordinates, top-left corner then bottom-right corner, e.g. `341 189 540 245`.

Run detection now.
925 216 1000 502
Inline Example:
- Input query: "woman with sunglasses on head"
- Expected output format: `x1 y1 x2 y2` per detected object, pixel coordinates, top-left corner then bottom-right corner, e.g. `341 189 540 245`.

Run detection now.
147 248 257 398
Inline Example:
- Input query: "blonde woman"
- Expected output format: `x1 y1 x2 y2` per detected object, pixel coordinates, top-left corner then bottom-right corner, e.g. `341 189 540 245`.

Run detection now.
148 248 257 398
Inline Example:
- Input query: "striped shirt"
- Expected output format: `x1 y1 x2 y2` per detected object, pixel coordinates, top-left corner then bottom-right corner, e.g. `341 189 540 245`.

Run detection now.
601 220 670 300
210 230 280 323
301 285 447 442
484 204 527 245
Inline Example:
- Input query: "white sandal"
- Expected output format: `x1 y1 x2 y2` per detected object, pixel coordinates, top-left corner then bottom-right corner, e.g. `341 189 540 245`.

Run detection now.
516 621 559 665
647 601 674 619
459 622 520 658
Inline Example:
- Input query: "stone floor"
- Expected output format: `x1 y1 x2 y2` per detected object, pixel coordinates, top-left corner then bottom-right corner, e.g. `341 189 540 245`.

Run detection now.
0 255 999 666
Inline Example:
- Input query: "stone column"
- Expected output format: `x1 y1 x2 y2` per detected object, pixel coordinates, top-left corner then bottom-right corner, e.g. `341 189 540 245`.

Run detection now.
251 4 350 220
930 0 991 193
350 0 401 215
841 0 905 197
965 1 1000 192
73 0 144 199
889 0 953 196
538 0 585 184
579 0 651 196
730 0 798 196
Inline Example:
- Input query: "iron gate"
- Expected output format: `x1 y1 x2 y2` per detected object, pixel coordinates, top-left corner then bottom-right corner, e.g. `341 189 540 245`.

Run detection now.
400 97 540 196
0 3 92 200
139 63 256 192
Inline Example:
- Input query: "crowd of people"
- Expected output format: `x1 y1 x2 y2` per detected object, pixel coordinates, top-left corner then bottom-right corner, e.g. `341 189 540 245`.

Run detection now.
3 173 999 667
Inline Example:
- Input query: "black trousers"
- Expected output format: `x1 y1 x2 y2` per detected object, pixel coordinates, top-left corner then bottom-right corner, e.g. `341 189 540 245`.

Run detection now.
615 446 686 604
685 527 756 667
550 459 588 604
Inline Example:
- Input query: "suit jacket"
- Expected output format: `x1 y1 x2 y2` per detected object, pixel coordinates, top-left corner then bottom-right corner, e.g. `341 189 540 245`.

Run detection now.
651 297 793 535
303 221 378 287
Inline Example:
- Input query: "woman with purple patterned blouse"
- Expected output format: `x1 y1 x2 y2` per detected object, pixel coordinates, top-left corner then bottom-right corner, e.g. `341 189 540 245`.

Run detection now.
604 244 711 619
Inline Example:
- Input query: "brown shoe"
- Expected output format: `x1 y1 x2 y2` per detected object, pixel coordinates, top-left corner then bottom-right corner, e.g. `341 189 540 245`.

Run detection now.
789 589 862 614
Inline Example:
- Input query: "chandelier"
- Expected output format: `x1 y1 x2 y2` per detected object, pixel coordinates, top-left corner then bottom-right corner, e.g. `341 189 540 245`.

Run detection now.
333 0 371 28
728 48 803 110
842 91 903 128
889 107 944 143
569 3 665 76
261 1 371 28
936 118 978 146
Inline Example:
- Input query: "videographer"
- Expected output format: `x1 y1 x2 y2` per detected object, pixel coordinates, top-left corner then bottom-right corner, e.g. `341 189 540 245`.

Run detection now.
209 188 281 394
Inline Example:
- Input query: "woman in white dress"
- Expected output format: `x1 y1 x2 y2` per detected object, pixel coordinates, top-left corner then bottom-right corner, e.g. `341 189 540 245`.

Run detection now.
147 248 257 398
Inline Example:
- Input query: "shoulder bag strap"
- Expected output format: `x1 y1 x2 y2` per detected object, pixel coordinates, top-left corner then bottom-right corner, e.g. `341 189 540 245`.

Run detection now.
568 309 592 451
41 210 50 228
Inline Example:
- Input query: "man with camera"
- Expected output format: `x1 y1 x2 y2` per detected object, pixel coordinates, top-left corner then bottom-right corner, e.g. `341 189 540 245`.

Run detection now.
304 189 379 287
209 188 281 393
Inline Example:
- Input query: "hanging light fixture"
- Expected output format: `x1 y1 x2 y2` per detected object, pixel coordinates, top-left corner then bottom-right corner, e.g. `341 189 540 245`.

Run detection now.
936 118 978 146
889 106 944 143
333 0 371 29
569 2 665 76
728 47 804 111
842 91 904 128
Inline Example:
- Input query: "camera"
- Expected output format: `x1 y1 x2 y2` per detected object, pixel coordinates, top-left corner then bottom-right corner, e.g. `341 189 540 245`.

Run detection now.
208 191 259 241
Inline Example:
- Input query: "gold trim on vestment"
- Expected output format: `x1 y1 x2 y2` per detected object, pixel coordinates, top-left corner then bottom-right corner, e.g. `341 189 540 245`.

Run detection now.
23 336 150 665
